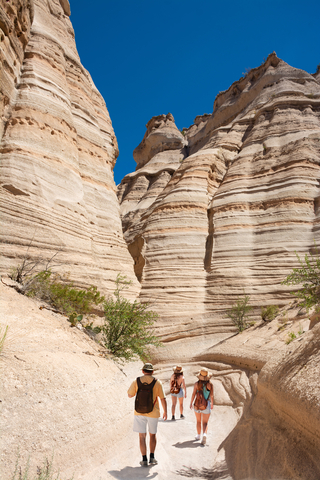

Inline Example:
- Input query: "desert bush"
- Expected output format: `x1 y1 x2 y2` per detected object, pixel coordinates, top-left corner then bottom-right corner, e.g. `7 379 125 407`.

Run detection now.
24 270 105 317
282 247 320 311
226 294 253 332
101 274 161 360
261 305 279 322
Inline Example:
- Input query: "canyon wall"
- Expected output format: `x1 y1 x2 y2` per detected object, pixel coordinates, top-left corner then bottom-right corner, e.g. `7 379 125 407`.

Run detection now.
220 322 320 480
118 54 320 360
0 0 139 296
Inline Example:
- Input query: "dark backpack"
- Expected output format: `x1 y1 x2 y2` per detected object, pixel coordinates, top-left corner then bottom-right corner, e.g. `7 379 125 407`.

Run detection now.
170 373 181 394
194 380 210 410
135 377 157 414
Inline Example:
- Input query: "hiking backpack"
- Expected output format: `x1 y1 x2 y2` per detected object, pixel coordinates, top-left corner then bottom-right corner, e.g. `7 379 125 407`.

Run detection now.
135 377 157 414
193 380 210 410
170 373 181 394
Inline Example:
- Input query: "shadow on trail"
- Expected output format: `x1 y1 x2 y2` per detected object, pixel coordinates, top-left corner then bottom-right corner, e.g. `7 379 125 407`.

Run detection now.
108 466 158 479
172 439 203 449
176 461 232 479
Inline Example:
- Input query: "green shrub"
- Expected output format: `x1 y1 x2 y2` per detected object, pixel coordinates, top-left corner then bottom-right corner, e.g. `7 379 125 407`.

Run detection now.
285 331 297 344
24 270 105 316
261 305 279 322
101 274 161 360
282 247 320 311
226 294 253 332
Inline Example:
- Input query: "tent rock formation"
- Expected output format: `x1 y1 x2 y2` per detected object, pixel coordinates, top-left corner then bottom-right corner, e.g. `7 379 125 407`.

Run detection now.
0 0 139 296
118 53 320 360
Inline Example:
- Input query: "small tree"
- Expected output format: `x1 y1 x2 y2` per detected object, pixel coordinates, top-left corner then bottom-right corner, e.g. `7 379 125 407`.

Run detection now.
282 247 320 311
101 274 161 360
226 294 253 332
21 270 105 317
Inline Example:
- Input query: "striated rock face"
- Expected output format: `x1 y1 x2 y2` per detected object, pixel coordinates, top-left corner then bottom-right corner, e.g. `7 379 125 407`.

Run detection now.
118 113 187 281
118 53 320 361
221 322 320 480
0 0 139 295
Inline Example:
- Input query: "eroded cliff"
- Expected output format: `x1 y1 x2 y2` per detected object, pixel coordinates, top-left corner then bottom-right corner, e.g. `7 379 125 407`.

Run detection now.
0 0 139 296
219 322 320 480
118 53 320 360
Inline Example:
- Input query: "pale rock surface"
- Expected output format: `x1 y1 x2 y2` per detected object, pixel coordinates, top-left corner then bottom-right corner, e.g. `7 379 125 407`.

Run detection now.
221 322 320 480
118 53 320 361
0 0 139 296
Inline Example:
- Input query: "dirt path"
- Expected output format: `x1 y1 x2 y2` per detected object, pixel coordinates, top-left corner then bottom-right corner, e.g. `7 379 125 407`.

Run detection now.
85 387 238 480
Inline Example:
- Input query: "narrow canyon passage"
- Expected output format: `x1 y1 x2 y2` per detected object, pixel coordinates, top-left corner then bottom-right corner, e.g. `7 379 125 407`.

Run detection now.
84 386 238 480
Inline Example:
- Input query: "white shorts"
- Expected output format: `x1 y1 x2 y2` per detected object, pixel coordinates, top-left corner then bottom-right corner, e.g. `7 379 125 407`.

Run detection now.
133 415 159 434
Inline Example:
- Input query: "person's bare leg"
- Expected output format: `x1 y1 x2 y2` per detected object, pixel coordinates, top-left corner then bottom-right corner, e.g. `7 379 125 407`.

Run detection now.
201 412 211 444
202 413 211 434
150 433 157 454
195 411 202 435
139 433 147 456
171 396 177 417
179 397 184 416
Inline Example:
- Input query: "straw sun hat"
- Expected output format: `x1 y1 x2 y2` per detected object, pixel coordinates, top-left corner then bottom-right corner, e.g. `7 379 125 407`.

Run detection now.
196 368 212 381
173 365 183 374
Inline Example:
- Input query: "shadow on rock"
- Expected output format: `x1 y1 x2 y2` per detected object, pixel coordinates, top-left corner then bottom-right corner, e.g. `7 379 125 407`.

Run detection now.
108 466 158 479
176 461 232 479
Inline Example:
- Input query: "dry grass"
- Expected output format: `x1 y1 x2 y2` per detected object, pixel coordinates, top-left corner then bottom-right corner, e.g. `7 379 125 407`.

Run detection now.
0 323 8 356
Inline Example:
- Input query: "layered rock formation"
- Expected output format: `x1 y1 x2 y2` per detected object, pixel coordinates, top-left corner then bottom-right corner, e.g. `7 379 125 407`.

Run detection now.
218 322 320 480
0 0 139 295
118 53 320 360
118 113 188 282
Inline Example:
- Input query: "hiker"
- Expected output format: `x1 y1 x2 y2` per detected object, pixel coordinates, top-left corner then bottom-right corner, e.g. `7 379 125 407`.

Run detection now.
170 365 187 420
189 368 214 445
128 363 167 466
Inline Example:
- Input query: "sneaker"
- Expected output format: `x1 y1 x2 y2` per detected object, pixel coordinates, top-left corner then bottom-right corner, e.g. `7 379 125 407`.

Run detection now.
201 435 207 445
149 457 158 465
171 415 176 421
180 414 185 419
195 434 200 440
140 460 148 467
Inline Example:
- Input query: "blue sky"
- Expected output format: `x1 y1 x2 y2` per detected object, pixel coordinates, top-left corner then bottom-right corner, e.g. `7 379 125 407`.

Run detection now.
69 0 320 185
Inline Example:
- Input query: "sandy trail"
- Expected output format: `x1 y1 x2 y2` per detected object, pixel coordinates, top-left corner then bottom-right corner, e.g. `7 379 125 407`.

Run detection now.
86 387 238 480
